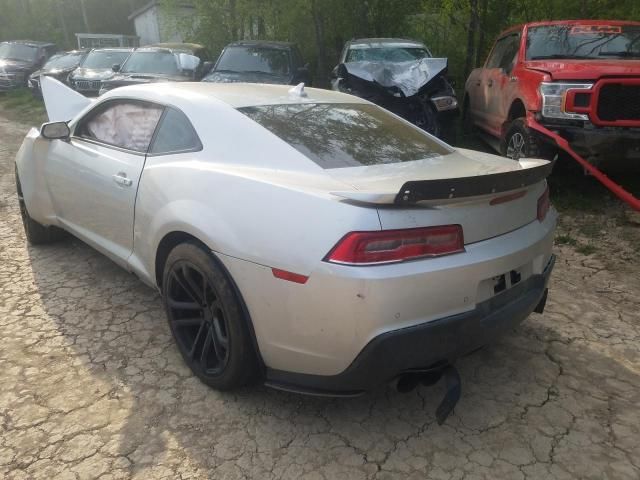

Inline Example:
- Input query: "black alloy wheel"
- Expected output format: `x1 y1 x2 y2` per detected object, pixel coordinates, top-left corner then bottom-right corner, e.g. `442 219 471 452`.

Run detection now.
162 242 259 390
166 260 231 376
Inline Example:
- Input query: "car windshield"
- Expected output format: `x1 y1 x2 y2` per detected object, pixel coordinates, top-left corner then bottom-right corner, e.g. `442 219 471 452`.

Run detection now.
121 51 181 75
81 50 130 69
215 46 291 76
346 46 431 63
43 52 84 70
239 103 451 169
527 25 640 60
0 42 39 62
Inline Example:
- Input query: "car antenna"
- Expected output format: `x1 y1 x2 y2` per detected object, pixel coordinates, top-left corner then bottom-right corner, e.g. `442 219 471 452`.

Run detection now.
288 82 307 98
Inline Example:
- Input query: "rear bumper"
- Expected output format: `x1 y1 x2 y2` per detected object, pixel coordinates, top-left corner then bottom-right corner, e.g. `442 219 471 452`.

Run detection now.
266 254 555 396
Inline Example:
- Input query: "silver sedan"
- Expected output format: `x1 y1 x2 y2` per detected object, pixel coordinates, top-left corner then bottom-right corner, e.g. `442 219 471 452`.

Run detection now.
15 77 556 407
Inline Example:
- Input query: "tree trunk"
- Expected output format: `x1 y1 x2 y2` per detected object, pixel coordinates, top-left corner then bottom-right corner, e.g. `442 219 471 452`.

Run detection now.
475 0 488 68
310 0 327 87
229 0 238 41
79 0 91 33
464 0 478 79
57 0 72 48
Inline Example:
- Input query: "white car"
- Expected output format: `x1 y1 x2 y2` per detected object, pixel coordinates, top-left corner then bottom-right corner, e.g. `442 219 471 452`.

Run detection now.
16 77 556 403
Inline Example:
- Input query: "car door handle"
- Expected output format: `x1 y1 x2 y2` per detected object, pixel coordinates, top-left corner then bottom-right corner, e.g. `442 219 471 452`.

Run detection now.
487 79 493 87
112 173 133 187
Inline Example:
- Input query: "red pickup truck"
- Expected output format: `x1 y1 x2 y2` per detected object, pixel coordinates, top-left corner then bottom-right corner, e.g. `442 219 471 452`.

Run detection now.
464 20 640 163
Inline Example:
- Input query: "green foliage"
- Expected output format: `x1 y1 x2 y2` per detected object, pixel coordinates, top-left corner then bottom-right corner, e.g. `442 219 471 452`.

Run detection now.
160 0 640 86
1 0 639 83
0 88 46 124
0 0 149 50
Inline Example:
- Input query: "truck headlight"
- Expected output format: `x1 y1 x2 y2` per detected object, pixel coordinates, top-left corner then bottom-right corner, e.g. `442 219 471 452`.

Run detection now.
431 95 458 112
539 82 593 121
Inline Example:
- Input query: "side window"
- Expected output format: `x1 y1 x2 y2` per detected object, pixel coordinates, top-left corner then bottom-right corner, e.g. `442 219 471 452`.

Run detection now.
486 37 508 68
149 107 202 155
76 100 164 153
498 35 520 73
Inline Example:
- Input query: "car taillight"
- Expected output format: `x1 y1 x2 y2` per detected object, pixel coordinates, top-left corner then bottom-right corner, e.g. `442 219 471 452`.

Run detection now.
324 225 465 266
537 185 550 221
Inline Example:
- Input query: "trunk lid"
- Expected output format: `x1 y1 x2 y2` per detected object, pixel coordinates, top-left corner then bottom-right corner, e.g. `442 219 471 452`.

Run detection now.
328 149 551 244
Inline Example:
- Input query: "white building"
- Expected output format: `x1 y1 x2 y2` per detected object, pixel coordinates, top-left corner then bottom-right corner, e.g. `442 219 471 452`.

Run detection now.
128 1 197 45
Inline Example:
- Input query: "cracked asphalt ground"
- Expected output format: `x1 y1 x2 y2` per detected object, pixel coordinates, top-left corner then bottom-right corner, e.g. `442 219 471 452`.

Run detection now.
1 113 639 480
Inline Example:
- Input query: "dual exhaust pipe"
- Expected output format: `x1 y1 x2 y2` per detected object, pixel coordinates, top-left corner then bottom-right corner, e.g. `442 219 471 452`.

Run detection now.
392 365 462 425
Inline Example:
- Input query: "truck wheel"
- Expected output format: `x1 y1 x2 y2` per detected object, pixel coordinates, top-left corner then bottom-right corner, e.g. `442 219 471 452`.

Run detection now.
162 242 260 391
16 168 64 245
502 118 546 160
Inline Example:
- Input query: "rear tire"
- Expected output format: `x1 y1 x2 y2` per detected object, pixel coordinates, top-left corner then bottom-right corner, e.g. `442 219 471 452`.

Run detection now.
162 242 260 390
16 168 65 245
502 118 550 160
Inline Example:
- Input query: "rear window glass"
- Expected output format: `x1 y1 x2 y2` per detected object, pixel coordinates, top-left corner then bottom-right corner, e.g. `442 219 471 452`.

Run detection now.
239 103 451 169
150 107 202 155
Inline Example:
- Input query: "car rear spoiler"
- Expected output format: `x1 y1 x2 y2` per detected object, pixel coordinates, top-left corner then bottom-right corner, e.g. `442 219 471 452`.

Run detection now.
331 160 554 206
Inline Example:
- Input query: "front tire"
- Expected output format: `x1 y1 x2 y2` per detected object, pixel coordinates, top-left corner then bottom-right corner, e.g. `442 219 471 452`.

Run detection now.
502 118 549 160
16 168 64 245
162 242 259 390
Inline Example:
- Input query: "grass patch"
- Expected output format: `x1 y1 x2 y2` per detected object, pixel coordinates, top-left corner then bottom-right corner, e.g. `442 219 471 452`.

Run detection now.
575 243 598 256
0 88 46 125
555 234 578 246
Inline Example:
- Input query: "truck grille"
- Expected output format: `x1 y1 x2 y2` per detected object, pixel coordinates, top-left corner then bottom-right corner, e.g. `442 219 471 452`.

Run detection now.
75 80 101 91
597 83 640 122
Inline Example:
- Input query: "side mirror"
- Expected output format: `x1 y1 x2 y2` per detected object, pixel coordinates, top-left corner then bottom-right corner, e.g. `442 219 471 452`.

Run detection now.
41 122 70 140
178 53 200 72
112 64 121 72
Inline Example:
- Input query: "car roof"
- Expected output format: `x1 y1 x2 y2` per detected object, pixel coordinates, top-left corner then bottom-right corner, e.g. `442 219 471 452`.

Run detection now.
146 42 205 52
348 38 424 47
103 82 368 109
54 50 87 56
499 19 640 36
2 40 56 48
226 40 295 49
90 48 134 53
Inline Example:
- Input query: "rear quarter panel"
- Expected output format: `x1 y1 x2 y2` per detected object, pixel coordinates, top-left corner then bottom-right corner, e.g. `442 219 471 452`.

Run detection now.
130 153 382 287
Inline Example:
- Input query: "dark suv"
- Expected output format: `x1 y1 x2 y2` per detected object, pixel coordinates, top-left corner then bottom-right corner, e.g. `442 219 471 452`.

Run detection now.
69 48 133 96
203 41 311 86
0 40 57 91
98 43 212 95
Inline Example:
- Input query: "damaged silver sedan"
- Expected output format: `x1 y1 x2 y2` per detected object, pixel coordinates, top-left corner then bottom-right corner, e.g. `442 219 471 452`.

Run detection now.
15 77 555 423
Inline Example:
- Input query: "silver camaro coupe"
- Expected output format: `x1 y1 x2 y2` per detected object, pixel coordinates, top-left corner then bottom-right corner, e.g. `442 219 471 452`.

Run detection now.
15 77 556 412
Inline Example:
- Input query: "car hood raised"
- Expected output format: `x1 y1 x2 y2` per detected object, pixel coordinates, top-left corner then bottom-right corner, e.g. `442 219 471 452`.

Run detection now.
524 59 640 81
342 58 448 97
204 70 291 85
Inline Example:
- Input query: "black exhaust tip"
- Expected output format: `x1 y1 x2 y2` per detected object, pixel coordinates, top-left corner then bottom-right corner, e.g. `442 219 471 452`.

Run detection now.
534 288 549 314
394 373 422 393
